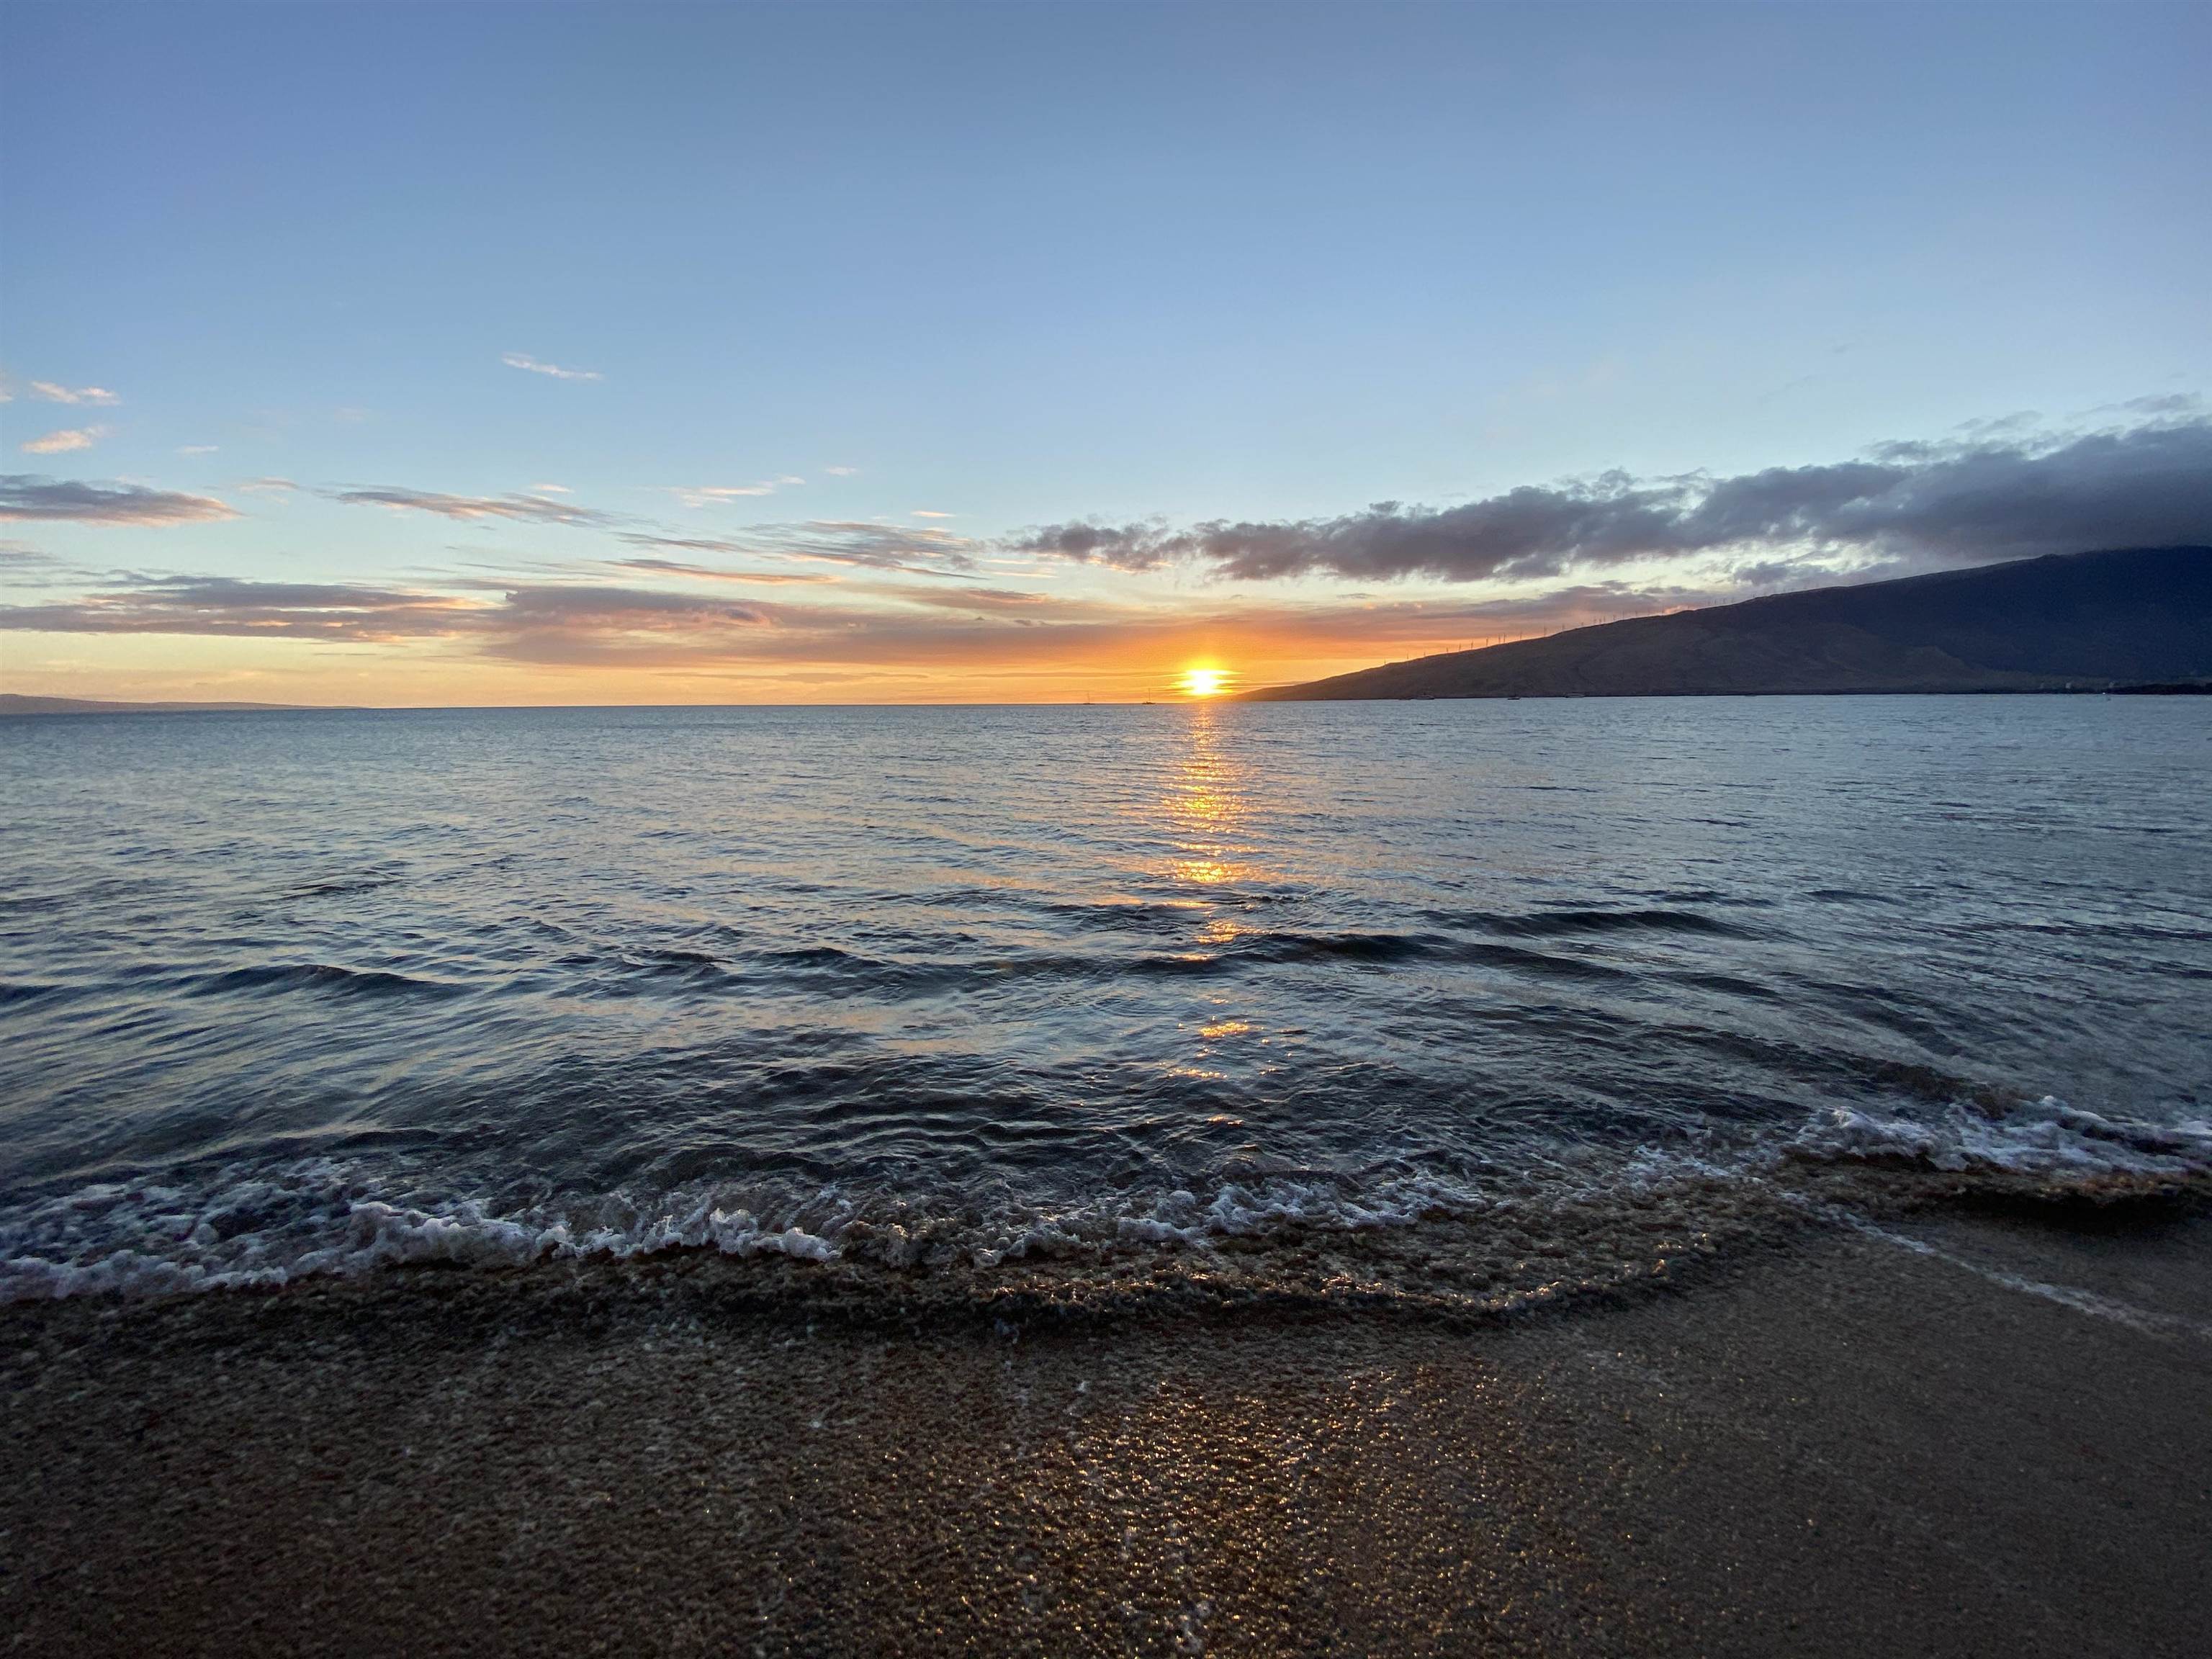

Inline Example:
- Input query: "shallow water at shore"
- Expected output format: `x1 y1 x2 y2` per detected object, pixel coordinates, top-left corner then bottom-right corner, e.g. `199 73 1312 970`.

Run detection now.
3 698 2208 1305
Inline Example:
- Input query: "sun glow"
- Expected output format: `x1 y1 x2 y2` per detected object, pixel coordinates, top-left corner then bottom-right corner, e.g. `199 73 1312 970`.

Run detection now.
1179 665 1229 698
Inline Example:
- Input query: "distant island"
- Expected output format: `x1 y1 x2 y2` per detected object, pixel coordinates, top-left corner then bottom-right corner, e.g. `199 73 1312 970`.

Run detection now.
0 695 315 716
1241 545 2212 701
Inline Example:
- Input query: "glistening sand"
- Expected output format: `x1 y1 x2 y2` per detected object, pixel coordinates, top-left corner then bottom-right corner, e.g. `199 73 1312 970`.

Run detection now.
6 1201 2207 1658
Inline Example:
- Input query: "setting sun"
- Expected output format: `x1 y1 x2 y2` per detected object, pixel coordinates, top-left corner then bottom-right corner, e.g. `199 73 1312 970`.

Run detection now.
1179 666 1229 698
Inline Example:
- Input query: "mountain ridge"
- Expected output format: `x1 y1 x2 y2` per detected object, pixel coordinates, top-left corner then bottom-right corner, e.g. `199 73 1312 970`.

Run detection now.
1239 546 2212 701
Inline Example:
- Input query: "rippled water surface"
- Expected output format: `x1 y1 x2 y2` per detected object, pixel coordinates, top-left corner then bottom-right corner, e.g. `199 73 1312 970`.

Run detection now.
3 699 2208 1302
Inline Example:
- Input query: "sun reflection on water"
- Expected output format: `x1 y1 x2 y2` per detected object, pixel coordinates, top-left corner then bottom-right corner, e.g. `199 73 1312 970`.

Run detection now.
1164 705 1257 894
1153 706 1279 1089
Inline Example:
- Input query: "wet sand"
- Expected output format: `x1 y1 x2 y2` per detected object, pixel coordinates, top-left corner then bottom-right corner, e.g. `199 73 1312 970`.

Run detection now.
5 1204 2208 1658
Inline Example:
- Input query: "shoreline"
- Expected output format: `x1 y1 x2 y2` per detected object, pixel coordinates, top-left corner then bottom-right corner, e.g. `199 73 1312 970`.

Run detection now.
7 1202 2207 1656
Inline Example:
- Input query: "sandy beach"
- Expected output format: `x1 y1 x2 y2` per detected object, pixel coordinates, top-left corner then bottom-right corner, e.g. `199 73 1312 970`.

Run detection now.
6 1200 2206 1658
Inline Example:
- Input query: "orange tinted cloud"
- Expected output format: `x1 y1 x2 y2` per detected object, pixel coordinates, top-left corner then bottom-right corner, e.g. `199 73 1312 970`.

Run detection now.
1 565 1683 703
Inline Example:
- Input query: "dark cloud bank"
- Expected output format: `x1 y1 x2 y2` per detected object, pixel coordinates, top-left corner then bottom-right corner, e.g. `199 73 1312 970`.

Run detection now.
1010 419 2212 584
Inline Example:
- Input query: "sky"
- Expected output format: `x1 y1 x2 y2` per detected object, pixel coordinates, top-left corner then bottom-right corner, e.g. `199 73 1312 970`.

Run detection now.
2 1 2207 706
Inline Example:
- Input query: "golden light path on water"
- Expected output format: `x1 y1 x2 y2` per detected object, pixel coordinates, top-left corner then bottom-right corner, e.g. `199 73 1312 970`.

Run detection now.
1163 704 1264 1088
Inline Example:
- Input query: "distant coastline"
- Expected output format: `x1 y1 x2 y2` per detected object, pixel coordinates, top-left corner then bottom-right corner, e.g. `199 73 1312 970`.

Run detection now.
0 694 321 716
1241 545 2212 702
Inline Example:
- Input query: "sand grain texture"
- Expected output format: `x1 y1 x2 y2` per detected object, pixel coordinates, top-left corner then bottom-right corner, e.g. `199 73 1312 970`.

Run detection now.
6 1209 2208 1658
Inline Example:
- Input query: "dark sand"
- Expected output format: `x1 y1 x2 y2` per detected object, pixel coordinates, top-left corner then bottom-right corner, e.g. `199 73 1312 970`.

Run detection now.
6 1205 2208 1658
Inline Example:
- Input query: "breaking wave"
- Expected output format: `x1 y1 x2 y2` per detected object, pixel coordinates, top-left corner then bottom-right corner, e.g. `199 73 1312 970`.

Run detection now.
6 1094 2204 1308
1791 1095 2212 1181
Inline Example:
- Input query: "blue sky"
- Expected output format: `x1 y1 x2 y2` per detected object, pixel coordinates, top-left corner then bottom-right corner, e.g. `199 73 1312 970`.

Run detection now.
3 2 2207 703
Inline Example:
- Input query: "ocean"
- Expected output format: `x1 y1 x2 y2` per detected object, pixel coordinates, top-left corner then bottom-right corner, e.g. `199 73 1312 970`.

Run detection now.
4 697 2208 1310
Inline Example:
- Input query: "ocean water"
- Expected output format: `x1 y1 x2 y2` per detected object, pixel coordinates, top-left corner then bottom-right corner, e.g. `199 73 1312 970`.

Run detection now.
3 698 2208 1309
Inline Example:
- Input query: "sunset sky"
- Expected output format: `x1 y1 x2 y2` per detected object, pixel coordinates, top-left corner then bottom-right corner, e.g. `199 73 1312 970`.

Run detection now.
4 1 2207 705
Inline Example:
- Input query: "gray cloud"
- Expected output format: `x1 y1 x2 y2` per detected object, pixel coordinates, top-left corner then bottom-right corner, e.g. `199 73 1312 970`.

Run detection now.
494 585 768 630
611 557 835 585
1010 519 1178 571
1011 418 2212 585
0 543 79 582
330 485 618 526
0 475 239 526
323 485 974 578
619 521 976 576
0 576 793 655
0 576 475 641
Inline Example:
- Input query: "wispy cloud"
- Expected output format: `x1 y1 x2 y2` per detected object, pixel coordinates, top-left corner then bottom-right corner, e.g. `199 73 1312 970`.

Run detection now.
0 476 238 526
0 576 478 641
619 521 975 575
911 509 955 519
177 444 219 456
501 352 602 382
20 427 104 455
1012 415 2212 585
27 382 120 406
611 557 836 585
671 484 779 505
329 485 618 526
0 562 1714 680
822 465 860 477
0 543 74 577
0 577 775 650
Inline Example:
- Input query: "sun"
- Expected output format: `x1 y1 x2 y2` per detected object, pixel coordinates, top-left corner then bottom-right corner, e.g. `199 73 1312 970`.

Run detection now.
1179 666 1229 698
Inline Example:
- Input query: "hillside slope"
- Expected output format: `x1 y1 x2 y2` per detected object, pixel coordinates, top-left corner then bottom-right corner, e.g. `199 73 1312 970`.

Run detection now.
1243 546 2212 700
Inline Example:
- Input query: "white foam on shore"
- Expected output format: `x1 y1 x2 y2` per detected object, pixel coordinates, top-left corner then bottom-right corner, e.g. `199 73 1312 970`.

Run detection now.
0 1160 1595 1302
1790 1095 2212 1180
0 1174 850 1303
4 1095 2206 1304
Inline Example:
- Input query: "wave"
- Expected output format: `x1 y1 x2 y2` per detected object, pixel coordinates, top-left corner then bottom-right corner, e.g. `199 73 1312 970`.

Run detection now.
1790 1094 2212 1182
1475 907 1761 940
512 904 1771 1002
535 927 1662 999
282 876 402 900
0 980 68 1008
192 963 460 999
5 1094 2203 1309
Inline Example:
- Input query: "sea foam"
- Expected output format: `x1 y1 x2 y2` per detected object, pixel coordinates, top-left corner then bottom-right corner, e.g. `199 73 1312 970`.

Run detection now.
6 1094 2205 1305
